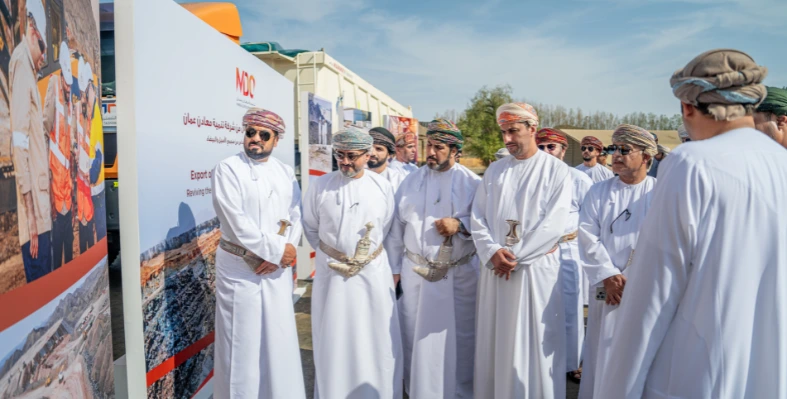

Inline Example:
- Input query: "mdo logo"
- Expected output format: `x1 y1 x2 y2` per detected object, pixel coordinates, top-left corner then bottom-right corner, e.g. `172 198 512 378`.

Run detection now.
236 67 256 98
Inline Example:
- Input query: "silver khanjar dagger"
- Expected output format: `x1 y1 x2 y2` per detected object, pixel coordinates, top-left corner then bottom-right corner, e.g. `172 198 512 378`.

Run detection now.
412 234 454 282
328 222 374 278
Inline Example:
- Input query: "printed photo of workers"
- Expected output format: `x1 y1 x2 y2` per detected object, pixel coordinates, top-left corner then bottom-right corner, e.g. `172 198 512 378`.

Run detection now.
1 0 104 294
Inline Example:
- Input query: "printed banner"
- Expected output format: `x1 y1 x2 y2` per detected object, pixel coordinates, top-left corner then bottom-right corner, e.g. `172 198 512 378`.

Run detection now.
304 92 333 176
0 0 113 396
343 108 372 128
128 0 295 397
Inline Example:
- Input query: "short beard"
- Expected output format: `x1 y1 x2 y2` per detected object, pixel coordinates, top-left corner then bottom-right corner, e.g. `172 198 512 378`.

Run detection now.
341 167 361 178
367 157 386 169
245 146 272 161
428 158 450 171
582 156 592 162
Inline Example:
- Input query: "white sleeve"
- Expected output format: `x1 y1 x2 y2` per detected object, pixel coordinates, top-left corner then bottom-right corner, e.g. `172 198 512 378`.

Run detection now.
471 174 502 267
384 187 406 274
286 171 303 246
212 163 287 263
513 168 572 270
301 177 321 250
578 187 621 286
595 157 700 398
381 182 397 274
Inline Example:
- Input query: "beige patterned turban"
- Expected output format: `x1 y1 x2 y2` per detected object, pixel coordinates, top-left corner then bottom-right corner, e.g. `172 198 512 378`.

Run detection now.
612 124 658 156
670 49 768 121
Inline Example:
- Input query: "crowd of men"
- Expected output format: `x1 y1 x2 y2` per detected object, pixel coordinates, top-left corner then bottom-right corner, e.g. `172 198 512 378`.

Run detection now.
9 0 105 284
211 48 787 399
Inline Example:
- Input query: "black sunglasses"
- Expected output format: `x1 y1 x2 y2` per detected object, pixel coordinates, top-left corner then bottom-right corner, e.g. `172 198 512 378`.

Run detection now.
580 146 597 152
245 128 274 141
538 143 559 151
333 150 368 162
607 145 641 156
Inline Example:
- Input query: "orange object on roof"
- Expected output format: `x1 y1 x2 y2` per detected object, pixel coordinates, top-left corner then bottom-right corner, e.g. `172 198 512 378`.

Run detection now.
180 2 243 44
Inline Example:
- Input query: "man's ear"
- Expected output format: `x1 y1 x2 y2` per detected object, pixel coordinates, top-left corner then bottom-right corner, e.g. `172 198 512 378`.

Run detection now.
681 102 695 117
777 115 787 130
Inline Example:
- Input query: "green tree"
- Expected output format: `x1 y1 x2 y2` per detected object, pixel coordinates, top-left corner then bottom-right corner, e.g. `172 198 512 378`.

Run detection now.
457 85 514 166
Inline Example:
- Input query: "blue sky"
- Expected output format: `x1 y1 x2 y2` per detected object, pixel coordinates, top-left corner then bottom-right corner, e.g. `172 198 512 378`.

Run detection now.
193 0 785 122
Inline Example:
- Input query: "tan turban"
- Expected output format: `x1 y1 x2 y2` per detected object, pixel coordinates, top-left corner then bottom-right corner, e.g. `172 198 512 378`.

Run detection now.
612 124 658 156
670 49 768 121
657 144 671 155
496 103 539 127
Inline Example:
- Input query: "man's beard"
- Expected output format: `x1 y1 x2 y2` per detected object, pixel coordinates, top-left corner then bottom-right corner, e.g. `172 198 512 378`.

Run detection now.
367 157 386 169
341 165 362 178
245 144 272 160
427 157 450 171
582 156 592 162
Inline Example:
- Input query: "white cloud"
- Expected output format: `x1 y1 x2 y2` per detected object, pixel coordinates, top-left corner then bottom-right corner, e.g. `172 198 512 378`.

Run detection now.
233 0 785 121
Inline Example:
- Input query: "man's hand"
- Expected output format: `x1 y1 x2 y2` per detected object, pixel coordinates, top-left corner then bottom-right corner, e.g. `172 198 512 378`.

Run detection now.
281 243 297 266
24 192 38 259
490 248 517 280
255 261 279 275
602 274 627 305
435 218 460 237
393 274 400 286
30 233 39 259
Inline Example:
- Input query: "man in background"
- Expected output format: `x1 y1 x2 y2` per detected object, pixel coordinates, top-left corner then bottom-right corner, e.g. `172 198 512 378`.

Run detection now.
368 126 406 192
755 86 787 148
391 131 418 175
576 136 614 183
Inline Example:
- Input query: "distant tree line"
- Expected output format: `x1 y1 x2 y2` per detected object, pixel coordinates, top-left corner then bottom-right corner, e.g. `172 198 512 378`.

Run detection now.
437 85 682 165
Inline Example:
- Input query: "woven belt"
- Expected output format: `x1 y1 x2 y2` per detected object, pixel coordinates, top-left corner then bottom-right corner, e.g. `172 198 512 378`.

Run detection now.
219 238 289 270
559 231 578 243
319 240 384 277
405 248 475 269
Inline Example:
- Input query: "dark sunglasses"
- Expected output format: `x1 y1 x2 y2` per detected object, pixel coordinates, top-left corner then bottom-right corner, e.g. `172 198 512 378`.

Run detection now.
333 150 368 162
538 143 559 151
607 145 640 156
245 128 274 141
580 146 597 152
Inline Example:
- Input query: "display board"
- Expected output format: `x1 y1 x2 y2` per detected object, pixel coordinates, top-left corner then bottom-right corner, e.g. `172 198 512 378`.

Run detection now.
115 0 295 396
0 0 114 396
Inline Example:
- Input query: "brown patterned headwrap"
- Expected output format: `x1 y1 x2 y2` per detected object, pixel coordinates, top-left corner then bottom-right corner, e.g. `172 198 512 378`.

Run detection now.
670 49 768 121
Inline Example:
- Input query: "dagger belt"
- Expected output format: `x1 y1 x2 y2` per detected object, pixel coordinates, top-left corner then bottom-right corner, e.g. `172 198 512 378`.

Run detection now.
405 248 476 271
319 240 384 277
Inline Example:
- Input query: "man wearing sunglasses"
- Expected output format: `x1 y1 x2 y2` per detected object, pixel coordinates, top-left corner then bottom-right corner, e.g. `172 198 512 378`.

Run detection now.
9 0 53 282
536 128 593 384
368 126 406 192
597 49 787 399
576 136 614 183
472 103 572 399
303 127 403 399
577 124 657 398
385 119 480 398
211 108 307 399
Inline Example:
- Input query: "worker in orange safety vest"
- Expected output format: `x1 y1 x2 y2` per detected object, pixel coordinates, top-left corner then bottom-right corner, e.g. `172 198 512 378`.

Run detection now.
44 41 77 268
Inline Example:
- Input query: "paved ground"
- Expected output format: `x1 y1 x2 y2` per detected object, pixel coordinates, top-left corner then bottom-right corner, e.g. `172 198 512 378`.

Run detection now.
294 281 582 399
110 266 583 398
